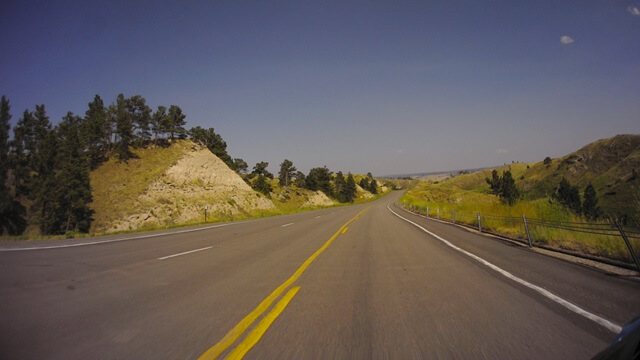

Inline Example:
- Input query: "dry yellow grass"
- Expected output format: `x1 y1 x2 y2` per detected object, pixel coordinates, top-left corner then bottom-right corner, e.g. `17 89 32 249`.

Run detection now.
401 178 639 264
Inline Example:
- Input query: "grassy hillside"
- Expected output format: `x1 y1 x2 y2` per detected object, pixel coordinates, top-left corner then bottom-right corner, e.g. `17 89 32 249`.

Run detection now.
403 134 640 224
524 134 640 221
399 134 640 263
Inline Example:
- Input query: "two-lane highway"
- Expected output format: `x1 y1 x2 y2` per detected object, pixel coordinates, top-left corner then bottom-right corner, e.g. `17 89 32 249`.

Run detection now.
1 191 638 359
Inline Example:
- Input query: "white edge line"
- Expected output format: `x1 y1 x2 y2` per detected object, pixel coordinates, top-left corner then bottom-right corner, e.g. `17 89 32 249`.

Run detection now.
281 223 294 227
386 204 623 334
0 222 246 252
158 246 212 260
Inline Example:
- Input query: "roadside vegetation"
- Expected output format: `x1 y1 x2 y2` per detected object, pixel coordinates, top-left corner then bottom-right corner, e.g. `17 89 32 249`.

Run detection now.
0 93 392 240
399 136 640 263
0 93 242 237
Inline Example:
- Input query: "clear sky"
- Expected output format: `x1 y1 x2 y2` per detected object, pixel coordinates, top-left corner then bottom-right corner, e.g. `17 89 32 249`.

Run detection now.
2 1 639 176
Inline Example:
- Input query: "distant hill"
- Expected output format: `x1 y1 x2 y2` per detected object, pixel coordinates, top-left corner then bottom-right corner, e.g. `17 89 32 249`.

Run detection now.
523 134 640 222
90 140 274 233
421 134 640 224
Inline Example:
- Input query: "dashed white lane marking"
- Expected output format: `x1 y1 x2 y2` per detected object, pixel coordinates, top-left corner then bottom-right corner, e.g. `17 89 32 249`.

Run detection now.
0 222 244 252
281 223 294 227
158 246 212 260
387 205 622 334
315 216 321 219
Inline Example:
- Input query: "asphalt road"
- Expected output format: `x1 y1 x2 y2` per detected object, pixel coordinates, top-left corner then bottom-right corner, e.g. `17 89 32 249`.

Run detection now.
1 191 639 359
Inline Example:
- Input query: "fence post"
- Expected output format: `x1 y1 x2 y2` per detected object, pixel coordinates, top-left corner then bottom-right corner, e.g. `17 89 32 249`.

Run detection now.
615 221 640 274
204 206 208 222
437 208 440 220
523 214 532 247
452 210 456 224
426 206 429 218
477 212 482 233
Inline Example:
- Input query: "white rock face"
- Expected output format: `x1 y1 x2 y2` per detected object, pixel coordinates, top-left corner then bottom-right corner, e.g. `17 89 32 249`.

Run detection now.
301 190 335 207
108 146 274 232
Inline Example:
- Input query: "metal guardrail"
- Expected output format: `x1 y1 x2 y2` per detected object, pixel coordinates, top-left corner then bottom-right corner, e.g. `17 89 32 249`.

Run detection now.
395 202 640 273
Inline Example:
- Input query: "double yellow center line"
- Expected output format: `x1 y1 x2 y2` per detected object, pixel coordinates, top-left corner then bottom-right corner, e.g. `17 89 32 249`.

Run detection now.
198 207 368 359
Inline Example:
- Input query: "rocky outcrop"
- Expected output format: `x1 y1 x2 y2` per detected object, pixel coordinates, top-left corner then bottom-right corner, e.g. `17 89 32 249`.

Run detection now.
301 190 335 207
106 145 274 232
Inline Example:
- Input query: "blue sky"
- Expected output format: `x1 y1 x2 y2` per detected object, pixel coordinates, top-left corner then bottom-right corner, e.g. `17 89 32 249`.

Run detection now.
1 1 639 175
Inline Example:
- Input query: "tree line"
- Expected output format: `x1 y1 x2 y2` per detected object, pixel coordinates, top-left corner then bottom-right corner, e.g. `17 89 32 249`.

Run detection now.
0 94 236 236
244 159 378 204
485 168 601 221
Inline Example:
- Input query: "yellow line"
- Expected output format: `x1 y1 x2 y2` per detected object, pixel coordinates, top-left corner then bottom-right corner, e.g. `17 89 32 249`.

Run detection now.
342 227 348 234
226 287 301 360
197 207 368 360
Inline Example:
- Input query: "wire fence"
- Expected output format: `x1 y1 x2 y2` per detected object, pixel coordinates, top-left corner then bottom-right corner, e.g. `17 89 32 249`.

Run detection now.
395 203 640 273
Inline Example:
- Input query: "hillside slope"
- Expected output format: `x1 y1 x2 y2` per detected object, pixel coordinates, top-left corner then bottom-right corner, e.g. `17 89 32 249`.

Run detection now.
525 134 640 220
90 140 274 232
404 134 640 224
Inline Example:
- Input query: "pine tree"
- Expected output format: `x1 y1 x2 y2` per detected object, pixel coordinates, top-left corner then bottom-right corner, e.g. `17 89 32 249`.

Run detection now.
345 173 357 202
10 110 34 195
82 95 109 169
500 171 519 205
56 113 94 233
9 110 27 193
30 129 59 234
278 159 297 187
307 166 332 195
359 177 369 191
294 171 306 187
0 96 27 235
252 174 272 196
251 161 273 179
554 177 581 214
555 178 571 204
127 95 152 145
234 158 248 174
334 171 347 202
0 96 10 187
485 170 518 205
567 185 581 214
168 105 186 140
11 105 53 196
39 113 93 234
151 105 168 145
32 105 51 150
486 170 502 196
369 179 378 194
582 183 601 220
113 94 134 161
305 172 318 191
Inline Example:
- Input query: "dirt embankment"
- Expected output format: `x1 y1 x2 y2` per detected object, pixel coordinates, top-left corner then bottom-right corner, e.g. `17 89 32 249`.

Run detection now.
103 144 274 232
302 190 335 207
